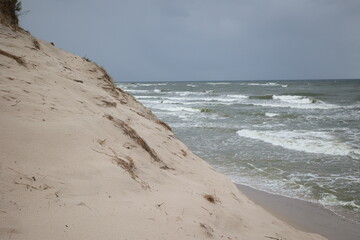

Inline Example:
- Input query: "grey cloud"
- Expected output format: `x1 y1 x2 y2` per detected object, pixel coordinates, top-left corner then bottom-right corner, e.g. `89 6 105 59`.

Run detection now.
21 0 360 81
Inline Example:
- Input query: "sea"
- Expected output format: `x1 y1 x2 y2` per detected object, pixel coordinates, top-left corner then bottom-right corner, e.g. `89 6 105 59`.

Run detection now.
117 79 360 223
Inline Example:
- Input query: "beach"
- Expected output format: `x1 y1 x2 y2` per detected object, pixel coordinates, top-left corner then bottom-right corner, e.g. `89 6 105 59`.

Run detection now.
0 21 345 240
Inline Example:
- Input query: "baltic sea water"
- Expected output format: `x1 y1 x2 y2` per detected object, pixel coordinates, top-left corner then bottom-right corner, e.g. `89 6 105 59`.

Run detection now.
117 79 360 222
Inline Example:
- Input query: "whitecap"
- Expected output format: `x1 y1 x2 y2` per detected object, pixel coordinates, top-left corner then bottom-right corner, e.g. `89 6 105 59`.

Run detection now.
124 89 150 93
250 95 338 109
227 94 249 99
236 129 360 158
137 83 168 86
265 113 279 117
319 193 360 209
150 105 200 113
248 82 283 87
207 82 231 85
272 95 317 104
250 102 337 110
175 91 206 96
135 96 160 99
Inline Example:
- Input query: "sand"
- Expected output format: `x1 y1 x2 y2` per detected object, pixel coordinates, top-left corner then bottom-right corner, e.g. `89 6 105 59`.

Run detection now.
0 23 327 239
237 184 360 240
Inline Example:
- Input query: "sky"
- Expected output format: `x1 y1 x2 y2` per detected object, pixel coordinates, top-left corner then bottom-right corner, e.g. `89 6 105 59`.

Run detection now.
21 0 360 82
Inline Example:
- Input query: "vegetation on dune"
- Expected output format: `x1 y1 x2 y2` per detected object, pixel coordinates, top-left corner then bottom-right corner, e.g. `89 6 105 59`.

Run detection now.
0 0 22 28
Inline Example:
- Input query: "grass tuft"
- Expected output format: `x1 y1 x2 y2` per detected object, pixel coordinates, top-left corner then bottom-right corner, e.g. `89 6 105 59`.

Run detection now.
32 38 40 49
0 49 26 66
109 148 150 189
105 114 171 170
83 57 91 62
110 148 137 180
156 120 172 131
0 0 22 29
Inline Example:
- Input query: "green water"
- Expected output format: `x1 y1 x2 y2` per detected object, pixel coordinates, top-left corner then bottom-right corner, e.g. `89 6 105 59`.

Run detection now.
118 79 360 222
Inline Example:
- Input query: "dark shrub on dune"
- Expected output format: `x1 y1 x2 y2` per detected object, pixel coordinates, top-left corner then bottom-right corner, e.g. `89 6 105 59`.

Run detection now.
0 0 22 28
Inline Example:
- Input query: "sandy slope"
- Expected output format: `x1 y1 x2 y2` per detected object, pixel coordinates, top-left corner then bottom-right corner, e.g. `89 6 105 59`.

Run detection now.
0 24 326 240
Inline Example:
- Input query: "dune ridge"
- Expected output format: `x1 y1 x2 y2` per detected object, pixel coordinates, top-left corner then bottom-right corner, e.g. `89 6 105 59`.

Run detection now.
0 24 326 240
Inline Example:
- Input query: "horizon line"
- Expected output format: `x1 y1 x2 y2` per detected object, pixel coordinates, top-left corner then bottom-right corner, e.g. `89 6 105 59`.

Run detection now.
116 78 360 83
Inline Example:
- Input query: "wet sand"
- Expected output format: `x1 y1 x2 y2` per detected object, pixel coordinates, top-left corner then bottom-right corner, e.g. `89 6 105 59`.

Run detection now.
237 184 360 240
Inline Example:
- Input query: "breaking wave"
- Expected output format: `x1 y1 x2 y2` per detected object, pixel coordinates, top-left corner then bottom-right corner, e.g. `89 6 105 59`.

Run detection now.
250 95 338 109
248 82 288 87
236 129 360 159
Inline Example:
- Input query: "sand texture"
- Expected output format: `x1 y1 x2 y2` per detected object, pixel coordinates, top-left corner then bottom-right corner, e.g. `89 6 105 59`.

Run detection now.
0 24 327 240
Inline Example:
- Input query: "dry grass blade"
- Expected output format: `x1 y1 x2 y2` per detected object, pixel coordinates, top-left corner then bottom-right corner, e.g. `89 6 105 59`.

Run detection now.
199 223 214 237
110 148 137 180
265 234 286 240
95 65 124 101
0 49 26 66
101 100 117 107
72 79 83 84
32 39 40 50
105 115 161 162
156 120 172 131
97 139 107 146
105 115 171 170
108 148 150 189
97 65 112 84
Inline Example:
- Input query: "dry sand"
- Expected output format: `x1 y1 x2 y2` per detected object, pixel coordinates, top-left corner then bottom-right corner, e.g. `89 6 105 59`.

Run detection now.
0 24 327 239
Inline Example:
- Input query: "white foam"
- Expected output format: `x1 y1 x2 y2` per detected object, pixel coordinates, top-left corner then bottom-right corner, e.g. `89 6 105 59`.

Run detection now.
227 94 249 99
187 84 197 87
207 82 231 85
149 104 200 113
248 82 283 87
229 173 313 201
273 95 316 104
164 95 247 105
252 102 338 110
319 193 360 209
125 89 150 93
236 129 360 158
137 83 156 86
251 95 338 109
265 113 279 117
137 83 168 86
135 96 160 99
175 91 206 96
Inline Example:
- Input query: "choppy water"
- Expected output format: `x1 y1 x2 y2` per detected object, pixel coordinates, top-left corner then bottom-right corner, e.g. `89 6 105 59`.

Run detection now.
117 80 360 222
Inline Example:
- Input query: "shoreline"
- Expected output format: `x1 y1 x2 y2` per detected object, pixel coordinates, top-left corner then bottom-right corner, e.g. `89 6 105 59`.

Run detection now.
237 183 360 240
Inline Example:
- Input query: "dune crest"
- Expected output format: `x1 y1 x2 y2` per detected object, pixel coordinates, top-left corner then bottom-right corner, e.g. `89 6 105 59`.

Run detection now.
0 24 326 240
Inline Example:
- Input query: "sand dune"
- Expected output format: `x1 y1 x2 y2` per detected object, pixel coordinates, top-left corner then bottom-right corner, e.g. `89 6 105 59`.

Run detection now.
0 24 326 239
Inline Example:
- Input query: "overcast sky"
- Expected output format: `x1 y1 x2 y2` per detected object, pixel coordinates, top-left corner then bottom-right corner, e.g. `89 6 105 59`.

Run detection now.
21 0 360 82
